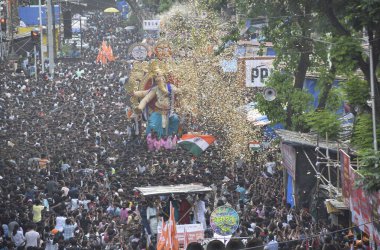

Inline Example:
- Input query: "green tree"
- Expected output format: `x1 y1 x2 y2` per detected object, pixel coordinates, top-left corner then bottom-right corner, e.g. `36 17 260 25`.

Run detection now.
256 71 313 131
356 149 380 192
233 0 343 130
352 114 380 150
157 0 174 13
319 0 380 118
304 110 342 139
341 75 370 113
351 113 380 192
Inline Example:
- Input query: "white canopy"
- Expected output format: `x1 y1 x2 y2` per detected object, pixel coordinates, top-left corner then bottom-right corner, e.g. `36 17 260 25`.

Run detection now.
134 183 213 196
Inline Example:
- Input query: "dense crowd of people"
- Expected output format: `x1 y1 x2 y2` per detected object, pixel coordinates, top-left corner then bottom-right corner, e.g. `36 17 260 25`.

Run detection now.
0 9 366 250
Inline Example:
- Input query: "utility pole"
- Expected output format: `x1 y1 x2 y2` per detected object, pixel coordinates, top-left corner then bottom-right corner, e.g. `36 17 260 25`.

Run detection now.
369 41 377 152
38 0 45 73
369 37 377 250
0 29 3 61
47 0 55 78
34 43 37 80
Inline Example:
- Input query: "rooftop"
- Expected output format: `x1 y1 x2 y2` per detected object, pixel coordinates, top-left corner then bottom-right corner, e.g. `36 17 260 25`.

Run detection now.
275 129 344 151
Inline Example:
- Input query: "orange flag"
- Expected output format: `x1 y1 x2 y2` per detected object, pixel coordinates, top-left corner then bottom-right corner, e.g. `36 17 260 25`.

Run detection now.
96 48 102 63
157 218 168 250
158 203 179 250
96 42 108 65
101 41 108 52
167 202 179 250
107 45 115 62
183 228 189 250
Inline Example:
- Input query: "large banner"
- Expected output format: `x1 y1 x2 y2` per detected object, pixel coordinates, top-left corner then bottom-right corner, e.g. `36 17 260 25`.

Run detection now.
340 150 380 246
281 143 296 179
245 58 274 87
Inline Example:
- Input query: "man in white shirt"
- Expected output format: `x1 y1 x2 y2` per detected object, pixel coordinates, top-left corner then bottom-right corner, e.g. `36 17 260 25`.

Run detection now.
70 198 79 211
25 224 40 249
137 163 146 174
265 234 279 250
194 195 207 229
60 181 69 197
55 214 67 232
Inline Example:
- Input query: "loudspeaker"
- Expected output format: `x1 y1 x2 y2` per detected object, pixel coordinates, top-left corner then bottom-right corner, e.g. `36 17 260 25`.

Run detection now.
263 87 277 101
63 10 72 39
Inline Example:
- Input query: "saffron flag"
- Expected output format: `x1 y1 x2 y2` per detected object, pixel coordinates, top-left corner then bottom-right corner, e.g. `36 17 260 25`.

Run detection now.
157 202 179 250
108 45 115 61
167 202 179 250
183 228 189 250
178 134 216 156
157 218 168 250
95 41 116 64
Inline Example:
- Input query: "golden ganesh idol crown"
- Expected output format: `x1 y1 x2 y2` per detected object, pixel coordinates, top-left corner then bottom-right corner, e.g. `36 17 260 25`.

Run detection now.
149 60 168 78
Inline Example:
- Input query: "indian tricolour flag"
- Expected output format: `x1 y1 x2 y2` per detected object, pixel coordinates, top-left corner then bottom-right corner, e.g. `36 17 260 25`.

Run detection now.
178 134 216 156
249 140 261 151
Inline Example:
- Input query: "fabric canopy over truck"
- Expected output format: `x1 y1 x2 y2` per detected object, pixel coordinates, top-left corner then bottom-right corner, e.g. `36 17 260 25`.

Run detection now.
134 183 213 196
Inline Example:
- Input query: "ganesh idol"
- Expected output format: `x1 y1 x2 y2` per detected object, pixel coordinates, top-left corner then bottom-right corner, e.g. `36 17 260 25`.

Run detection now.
132 62 181 137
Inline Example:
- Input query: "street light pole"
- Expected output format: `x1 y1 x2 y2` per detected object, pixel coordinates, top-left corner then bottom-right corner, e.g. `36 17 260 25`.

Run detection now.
369 38 377 250
34 44 37 80
38 0 45 73
0 30 3 61
47 0 55 78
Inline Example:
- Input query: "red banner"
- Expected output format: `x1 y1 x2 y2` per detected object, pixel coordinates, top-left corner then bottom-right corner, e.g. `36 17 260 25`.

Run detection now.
339 149 351 206
340 150 380 246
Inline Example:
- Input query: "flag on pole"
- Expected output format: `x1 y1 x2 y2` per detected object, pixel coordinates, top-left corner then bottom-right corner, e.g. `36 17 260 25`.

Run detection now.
95 41 116 64
168 202 179 250
157 202 179 250
108 45 115 61
249 140 261 151
178 134 216 156
183 228 189 250
157 218 168 250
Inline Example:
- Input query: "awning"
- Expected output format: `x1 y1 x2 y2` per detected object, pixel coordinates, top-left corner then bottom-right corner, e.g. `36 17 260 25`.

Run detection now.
325 199 348 213
134 183 213 196
238 102 271 126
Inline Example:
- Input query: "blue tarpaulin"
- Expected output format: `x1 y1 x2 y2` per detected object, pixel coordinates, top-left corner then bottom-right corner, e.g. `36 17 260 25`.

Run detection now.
287 172 294 207
303 78 343 114
116 0 129 18
266 47 276 56
19 5 60 26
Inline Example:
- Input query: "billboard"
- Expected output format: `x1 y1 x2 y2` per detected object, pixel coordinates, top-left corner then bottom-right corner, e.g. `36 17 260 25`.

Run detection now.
245 58 274 87
19 5 60 26
143 19 160 31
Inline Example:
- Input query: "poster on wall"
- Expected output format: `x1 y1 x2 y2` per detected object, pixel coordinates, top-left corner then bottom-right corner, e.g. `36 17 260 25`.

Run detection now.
245 58 274 87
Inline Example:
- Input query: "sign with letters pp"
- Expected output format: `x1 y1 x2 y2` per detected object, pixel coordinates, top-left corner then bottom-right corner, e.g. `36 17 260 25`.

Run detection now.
245 58 274 87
